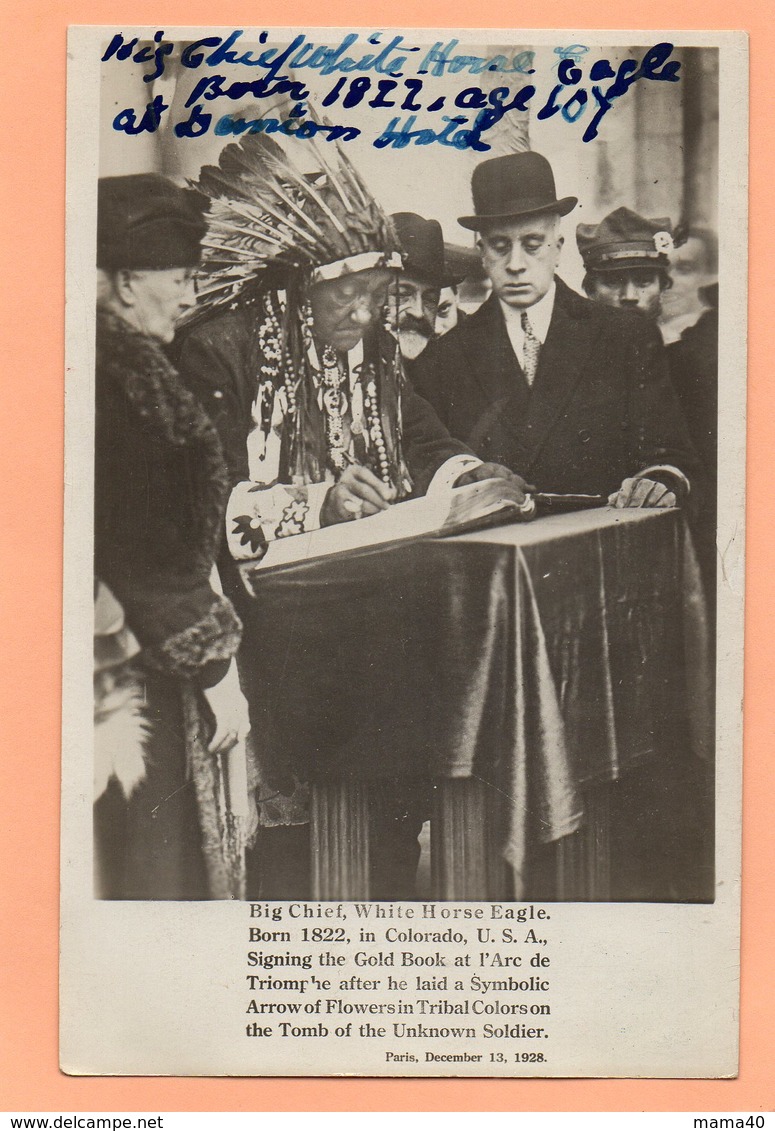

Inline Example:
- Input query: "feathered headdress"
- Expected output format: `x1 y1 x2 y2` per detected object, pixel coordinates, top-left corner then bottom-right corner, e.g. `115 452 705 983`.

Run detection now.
185 123 411 497
190 127 402 316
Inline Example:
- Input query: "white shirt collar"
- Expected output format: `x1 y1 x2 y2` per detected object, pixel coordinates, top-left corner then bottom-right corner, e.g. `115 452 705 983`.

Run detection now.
498 280 556 344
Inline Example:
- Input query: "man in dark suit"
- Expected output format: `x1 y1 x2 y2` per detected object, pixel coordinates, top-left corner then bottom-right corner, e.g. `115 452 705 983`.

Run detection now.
411 152 699 507
410 152 707 900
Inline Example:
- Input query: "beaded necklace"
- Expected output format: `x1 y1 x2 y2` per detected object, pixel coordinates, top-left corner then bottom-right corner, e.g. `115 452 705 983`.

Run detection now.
257 294 393 488
257 294 297 418
320 349 392 488
320 345 349 473
361 368 391 488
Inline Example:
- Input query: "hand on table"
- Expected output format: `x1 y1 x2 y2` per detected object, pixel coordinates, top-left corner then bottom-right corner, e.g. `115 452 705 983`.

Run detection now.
608 476 677 509
455 461 535 504
320 464 396 526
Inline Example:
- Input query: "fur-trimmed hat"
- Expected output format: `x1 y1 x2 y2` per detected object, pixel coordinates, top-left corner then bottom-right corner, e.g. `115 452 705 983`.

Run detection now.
97 174 207 271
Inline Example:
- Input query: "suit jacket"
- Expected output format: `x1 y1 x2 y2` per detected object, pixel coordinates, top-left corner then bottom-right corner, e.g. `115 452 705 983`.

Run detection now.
410 278 699 498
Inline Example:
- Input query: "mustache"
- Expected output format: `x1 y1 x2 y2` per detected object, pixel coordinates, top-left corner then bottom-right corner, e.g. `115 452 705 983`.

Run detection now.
397 313 435 339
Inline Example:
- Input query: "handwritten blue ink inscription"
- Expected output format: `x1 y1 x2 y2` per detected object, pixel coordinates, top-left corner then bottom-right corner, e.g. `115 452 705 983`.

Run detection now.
103 32 681 147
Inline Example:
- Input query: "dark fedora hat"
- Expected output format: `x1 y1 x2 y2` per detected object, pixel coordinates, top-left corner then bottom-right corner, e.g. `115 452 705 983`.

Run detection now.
97 174 208 271
392 212 466 288
458 151 577 231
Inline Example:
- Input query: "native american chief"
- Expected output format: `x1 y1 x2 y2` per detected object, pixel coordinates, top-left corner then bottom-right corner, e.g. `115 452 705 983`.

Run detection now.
177 132 524 572
175 133 524 893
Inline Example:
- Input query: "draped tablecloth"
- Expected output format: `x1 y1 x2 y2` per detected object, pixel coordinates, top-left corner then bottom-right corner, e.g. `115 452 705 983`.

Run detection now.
241 507 711 887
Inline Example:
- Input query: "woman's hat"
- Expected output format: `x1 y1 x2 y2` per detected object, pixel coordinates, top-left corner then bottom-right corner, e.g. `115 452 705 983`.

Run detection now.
97 174 207 271
458 151 577 231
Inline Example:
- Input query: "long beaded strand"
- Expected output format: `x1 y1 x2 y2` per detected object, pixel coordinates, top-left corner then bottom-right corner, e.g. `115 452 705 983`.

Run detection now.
361 366 392 488
320 345 349 473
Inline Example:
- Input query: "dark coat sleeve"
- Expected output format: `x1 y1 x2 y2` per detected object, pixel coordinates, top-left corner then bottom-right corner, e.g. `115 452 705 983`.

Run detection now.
407 336 460 426
400 379 477 496
408 313 505 456
176 313 257 488
624 315 702 495
667 311 718 484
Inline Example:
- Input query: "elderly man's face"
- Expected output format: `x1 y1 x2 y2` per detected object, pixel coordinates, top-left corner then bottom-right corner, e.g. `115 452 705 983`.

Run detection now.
385 273 441 360
124 268 197 344
479 213 563 310
586 267 665 320
310 267 393 353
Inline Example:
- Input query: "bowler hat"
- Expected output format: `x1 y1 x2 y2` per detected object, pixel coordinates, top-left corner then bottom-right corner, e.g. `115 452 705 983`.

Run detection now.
392 212 466 287
458 152 577 231
97 174 207 271
576 207 675 272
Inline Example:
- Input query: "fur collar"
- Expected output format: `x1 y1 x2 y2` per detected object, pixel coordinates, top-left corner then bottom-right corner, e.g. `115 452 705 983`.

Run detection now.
96 307 229 563
96 308 219 450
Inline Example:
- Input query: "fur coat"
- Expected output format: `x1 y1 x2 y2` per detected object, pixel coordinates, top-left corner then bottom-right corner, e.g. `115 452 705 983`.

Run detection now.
93 308 244 899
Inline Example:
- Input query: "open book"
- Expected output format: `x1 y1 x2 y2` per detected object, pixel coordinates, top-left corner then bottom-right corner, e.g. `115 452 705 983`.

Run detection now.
238 477 534 585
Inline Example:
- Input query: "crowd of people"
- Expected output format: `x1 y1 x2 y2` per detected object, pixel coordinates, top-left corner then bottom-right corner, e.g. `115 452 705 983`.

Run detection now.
92 137 716 901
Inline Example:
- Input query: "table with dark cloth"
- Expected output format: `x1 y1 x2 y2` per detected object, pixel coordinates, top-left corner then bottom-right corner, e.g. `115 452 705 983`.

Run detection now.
240 507 713 901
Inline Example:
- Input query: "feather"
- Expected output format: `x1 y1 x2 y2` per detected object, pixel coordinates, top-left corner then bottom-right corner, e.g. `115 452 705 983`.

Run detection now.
254 151 349 239
94 684 151 801
191 121 398 316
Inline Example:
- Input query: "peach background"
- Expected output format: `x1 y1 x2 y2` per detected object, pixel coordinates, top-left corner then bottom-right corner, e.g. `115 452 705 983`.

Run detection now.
0 0 771 1113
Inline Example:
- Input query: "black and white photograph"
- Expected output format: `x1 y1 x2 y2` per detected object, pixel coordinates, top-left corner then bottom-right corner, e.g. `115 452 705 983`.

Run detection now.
61 26 746 1078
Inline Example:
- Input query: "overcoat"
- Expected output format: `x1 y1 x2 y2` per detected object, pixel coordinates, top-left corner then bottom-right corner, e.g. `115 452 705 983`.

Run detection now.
94 309 243 900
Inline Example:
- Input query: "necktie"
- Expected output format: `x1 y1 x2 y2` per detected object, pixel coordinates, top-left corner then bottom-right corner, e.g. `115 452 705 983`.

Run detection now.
520 310 541 387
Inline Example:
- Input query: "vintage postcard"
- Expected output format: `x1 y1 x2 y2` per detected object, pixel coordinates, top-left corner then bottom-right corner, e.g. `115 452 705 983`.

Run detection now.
60 26 747 1078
